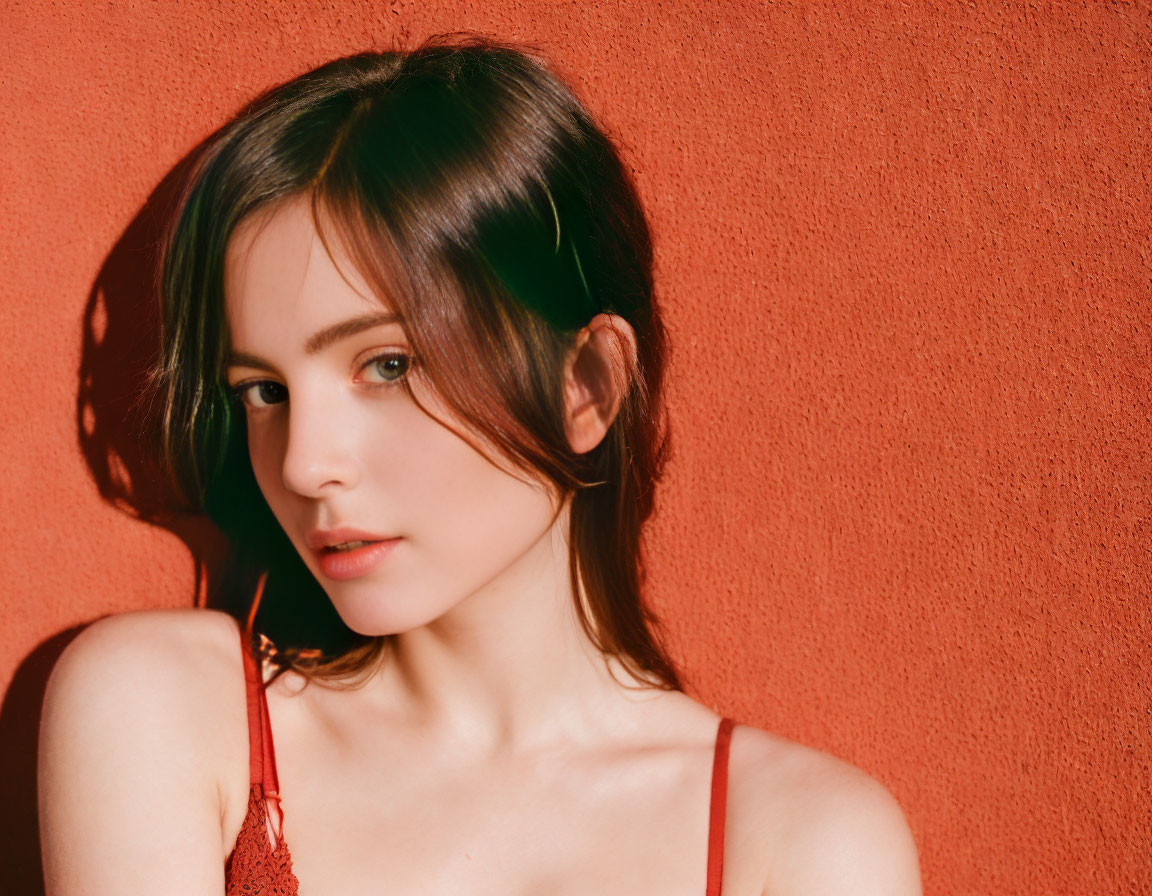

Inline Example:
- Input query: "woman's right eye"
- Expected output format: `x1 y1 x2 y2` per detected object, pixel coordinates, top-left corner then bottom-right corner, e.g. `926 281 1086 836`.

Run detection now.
231 380 288 409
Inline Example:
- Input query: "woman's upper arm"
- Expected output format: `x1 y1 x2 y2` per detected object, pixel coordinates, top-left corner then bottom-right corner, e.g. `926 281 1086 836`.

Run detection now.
38 613 231 895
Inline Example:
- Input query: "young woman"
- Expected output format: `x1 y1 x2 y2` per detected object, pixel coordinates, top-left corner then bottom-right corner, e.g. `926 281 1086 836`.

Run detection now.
39 36 920 895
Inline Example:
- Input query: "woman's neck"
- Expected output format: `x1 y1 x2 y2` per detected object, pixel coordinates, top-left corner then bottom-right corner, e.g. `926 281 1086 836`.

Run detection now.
357 512 661 757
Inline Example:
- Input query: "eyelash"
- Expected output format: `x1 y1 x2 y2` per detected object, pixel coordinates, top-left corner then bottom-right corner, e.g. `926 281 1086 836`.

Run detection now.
229 350 415 410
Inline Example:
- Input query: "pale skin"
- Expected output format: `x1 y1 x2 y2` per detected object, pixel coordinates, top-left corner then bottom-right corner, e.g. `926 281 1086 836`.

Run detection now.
39 197 921 895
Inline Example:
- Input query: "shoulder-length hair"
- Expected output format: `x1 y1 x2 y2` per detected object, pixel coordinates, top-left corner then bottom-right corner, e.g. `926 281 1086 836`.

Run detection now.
153 34 680 690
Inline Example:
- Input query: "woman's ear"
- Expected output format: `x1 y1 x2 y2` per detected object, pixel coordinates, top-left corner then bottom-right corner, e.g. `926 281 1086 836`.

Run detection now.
563 313 638 454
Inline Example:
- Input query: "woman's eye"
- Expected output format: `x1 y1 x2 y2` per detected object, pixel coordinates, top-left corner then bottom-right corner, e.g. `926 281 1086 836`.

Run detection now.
361 352 413 385
232 380 287 409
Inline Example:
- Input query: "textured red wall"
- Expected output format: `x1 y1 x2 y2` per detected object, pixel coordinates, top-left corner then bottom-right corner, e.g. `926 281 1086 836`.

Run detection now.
2 2 1148 893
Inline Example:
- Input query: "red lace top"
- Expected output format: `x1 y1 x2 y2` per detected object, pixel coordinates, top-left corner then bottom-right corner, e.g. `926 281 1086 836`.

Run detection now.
224 632 736 895
225 634 296 895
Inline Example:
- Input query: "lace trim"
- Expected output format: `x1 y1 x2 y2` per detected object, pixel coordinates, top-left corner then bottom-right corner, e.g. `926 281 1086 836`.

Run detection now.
225 783 299 895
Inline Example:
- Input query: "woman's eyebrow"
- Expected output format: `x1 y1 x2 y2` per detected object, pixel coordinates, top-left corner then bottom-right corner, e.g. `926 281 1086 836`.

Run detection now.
226 311 405 370
304 311 404 354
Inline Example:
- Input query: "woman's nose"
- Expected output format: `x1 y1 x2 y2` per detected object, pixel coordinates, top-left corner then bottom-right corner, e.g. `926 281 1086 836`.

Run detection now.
279 391 360 497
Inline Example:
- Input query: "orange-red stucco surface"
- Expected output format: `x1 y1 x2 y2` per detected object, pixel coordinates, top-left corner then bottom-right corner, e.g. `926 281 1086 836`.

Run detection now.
1 2 1148 893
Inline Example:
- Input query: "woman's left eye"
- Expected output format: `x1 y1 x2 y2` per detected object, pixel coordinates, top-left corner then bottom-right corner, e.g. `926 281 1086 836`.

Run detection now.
359 352 413 385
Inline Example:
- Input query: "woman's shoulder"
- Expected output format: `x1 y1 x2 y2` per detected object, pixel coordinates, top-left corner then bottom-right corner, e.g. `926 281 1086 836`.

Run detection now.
726 723 922 896
42 608 250 789
44 607 251 765
48 606 246 701
43 607 249 764
39 608 252 883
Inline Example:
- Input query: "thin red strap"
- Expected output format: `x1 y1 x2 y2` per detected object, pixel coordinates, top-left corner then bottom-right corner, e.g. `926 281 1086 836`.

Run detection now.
239 631 265 785
239 627 285 842
258 674 281 798
705 717 735 896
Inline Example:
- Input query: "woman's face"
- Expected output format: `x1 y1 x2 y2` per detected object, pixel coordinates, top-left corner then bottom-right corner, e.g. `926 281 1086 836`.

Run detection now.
223 197 563 635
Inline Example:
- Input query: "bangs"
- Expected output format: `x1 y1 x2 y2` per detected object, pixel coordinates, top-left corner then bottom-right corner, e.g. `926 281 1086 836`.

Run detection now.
297 57 610 488
311 48 600 331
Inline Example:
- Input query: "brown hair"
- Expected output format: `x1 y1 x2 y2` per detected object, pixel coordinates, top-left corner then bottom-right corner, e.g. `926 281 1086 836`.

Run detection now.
153 34 680 690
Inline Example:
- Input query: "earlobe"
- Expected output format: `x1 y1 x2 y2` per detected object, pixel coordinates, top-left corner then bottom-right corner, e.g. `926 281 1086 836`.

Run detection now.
563 313 637 454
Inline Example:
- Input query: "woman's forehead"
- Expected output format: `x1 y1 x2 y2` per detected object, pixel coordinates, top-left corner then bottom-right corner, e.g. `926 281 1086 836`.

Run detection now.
225 197 395 329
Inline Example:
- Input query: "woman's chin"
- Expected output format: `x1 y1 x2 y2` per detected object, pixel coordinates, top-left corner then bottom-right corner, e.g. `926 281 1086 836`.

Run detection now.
326 589 448 638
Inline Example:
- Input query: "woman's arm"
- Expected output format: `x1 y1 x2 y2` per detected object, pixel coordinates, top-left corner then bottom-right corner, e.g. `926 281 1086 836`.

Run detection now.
38 611 242 895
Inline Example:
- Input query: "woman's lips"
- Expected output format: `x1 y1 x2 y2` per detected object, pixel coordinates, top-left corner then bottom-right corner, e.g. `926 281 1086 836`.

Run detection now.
315 538 402 581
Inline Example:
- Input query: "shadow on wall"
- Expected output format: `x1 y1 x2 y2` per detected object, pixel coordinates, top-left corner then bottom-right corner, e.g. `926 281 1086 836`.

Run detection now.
75 147 231 572
0 145 236 896
0 629 83 896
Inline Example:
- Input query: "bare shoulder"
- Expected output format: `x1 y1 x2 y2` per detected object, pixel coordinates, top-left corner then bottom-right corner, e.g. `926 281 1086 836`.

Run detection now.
727 725 921 896
51 604 244 663
45 607 245 721
39 608 249 892
41 606 249 810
